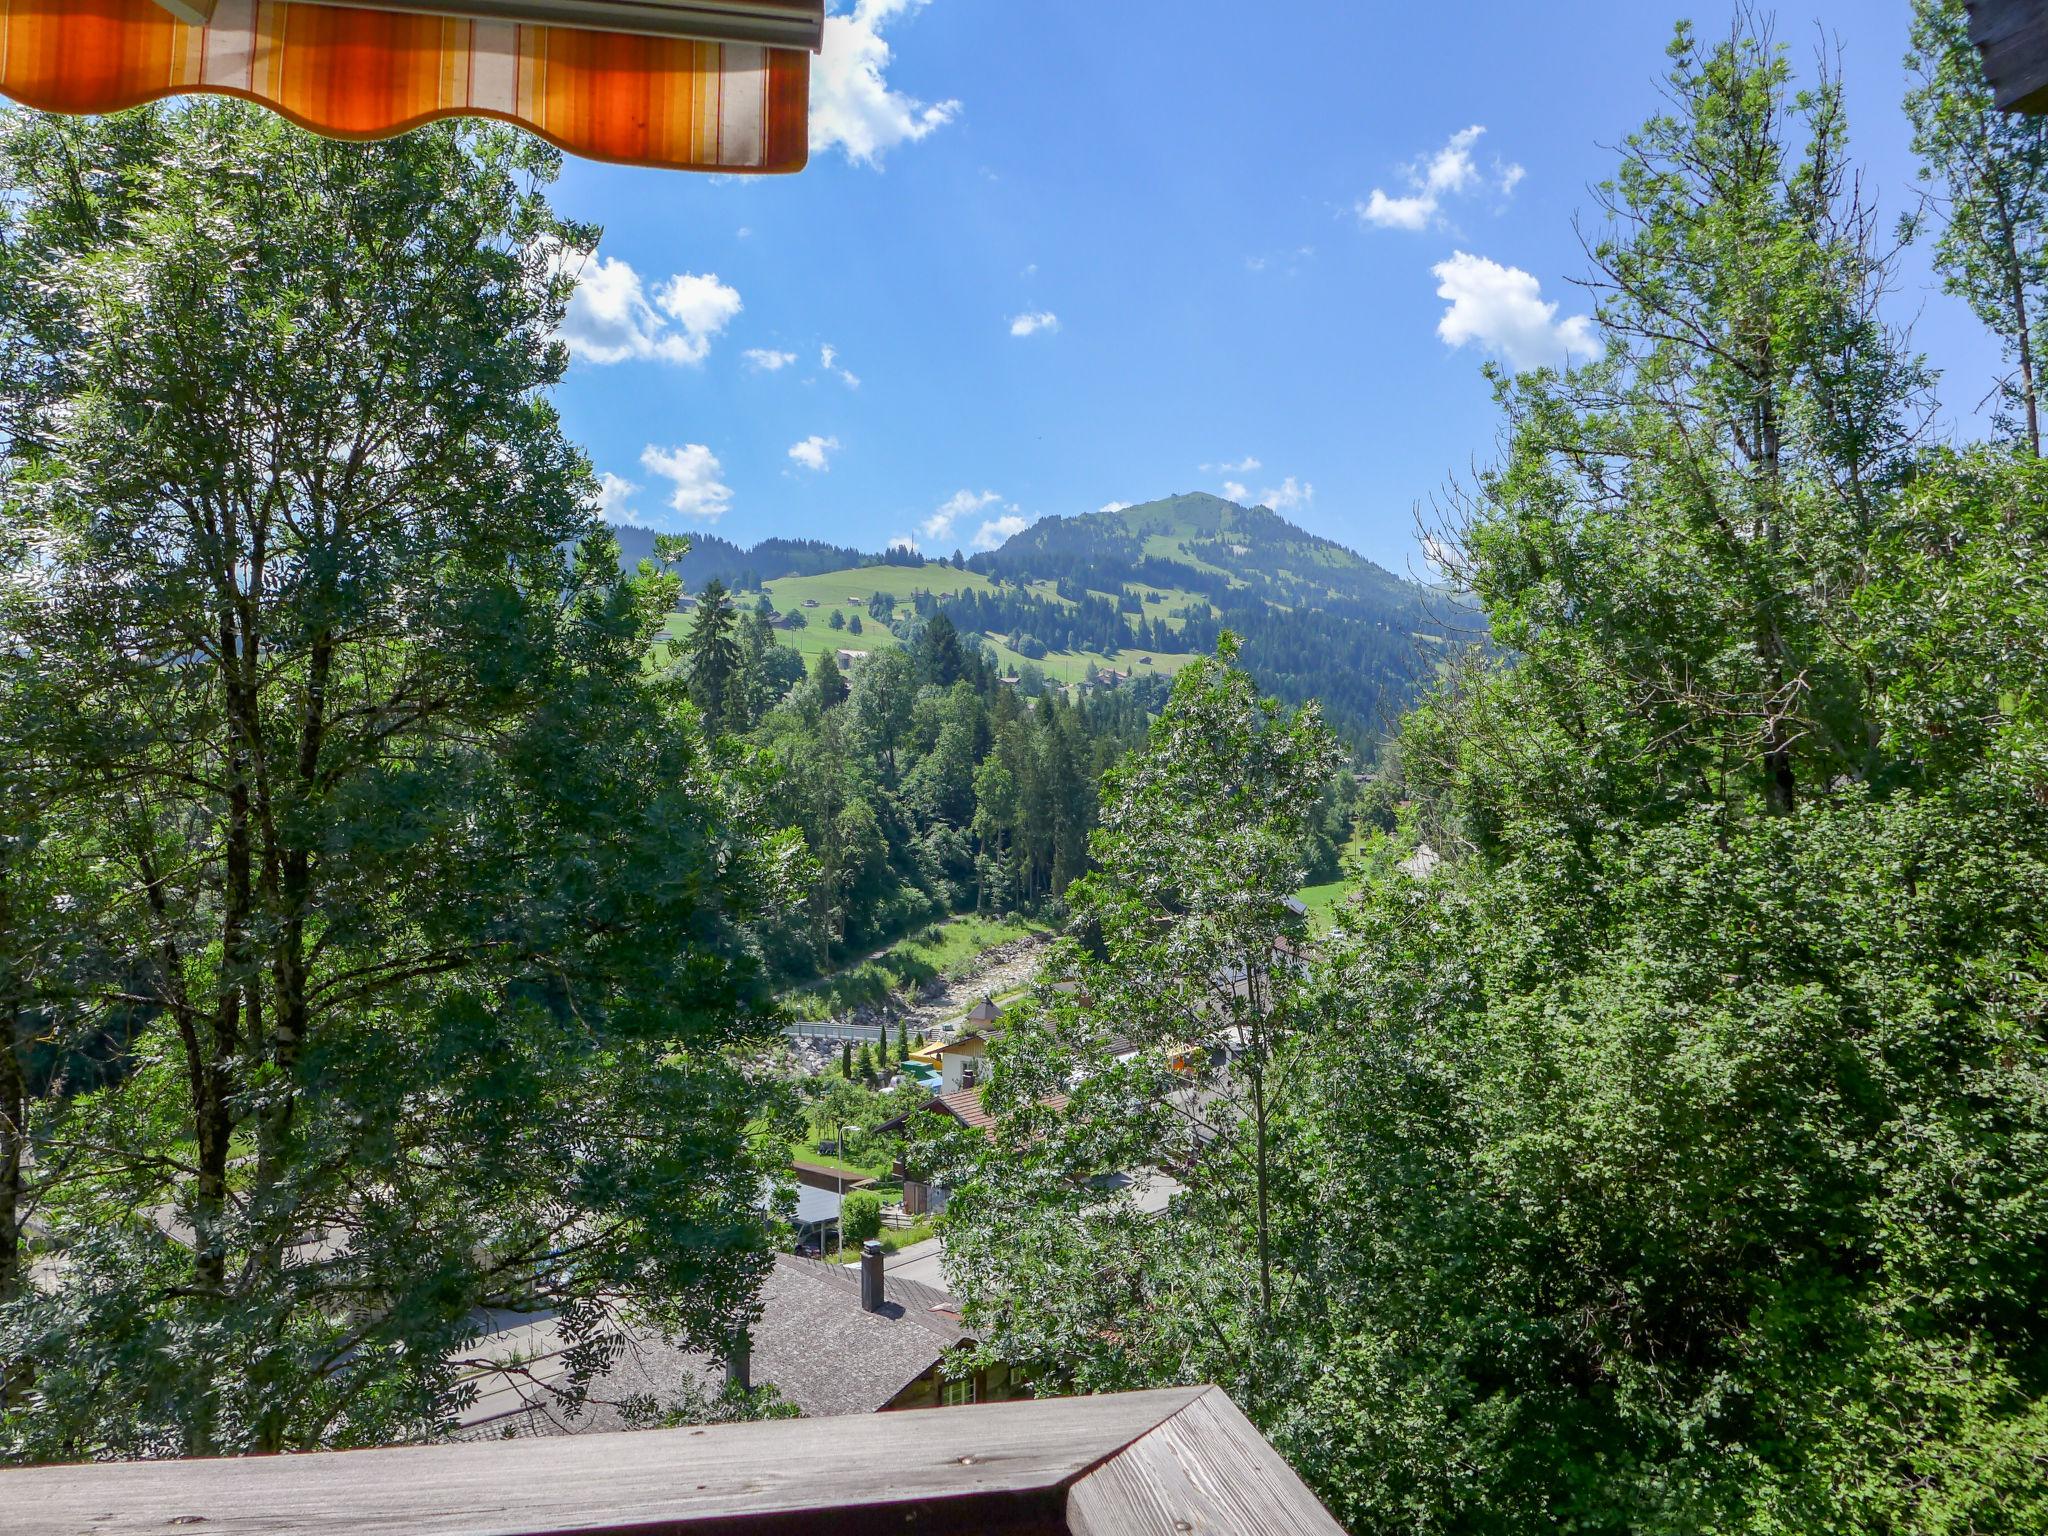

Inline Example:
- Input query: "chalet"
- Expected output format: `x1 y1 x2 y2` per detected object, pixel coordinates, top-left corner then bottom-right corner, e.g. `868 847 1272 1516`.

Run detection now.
932 1032 992 1094
801 597 820 608
882 1084 1069 1216
836 648 865 669
925 998 1005 1092
455 1245 1025 1434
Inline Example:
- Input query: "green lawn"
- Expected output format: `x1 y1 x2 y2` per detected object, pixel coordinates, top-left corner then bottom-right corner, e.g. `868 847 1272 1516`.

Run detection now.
781 912 1048 1021
1141 533 1242 585
895 913 1048 975
1295 874 1359 931
654 561 1203 691
981 635 1202 685
761 564 997 613
1295 830 1378 931
787 1137 892 1180
776 622 900 661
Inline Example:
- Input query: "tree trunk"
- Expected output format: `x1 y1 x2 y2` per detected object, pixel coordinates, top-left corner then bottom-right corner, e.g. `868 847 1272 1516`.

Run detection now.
0 865 29 1409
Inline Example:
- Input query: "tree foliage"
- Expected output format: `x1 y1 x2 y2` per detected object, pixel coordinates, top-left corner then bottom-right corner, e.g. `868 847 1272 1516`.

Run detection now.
947 25 2048 1532
1906 0 2048 454
0 105 788 1456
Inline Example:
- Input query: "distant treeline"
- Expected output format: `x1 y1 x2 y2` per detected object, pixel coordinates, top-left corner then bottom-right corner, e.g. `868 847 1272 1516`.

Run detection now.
607 524 930 590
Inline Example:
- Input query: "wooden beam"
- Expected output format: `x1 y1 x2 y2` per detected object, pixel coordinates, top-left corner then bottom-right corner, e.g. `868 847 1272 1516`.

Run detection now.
3 1386 1348 1535
1069 1386 1347 1536
1968 0 2048 114
151 0 219 23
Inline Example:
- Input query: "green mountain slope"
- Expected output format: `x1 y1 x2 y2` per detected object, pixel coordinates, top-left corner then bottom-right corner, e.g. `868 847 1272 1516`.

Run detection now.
614 492 1471 747
963 493 1470 744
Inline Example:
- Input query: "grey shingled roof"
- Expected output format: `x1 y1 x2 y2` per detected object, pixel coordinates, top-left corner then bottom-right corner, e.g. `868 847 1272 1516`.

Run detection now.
455 1254 968 1436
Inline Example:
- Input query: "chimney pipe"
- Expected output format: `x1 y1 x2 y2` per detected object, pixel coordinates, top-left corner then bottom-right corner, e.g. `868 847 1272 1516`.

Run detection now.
860 1238 885 1312
726 1329 751 1392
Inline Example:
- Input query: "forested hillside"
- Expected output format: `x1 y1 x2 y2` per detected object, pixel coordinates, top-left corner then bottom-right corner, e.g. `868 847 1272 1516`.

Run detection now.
971 492 1465 742
612 490 1465 747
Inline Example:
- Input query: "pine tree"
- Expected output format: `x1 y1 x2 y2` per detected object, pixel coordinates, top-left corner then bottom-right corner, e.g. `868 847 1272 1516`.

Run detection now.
684 578 745 730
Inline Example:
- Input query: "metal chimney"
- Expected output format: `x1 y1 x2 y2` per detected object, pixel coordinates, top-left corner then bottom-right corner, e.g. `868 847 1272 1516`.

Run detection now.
860 1239 885 1312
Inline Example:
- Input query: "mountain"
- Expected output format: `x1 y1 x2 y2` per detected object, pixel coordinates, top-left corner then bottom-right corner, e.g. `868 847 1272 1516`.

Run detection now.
965 493 1469 745
607 493 1471 748
606 526 890 590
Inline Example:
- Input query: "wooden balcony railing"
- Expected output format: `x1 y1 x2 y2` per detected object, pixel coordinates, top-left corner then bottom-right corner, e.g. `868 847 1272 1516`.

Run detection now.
8 1385 1344 1535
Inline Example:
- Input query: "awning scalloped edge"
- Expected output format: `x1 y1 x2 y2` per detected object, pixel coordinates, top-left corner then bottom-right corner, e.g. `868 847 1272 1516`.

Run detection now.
0 0 810 174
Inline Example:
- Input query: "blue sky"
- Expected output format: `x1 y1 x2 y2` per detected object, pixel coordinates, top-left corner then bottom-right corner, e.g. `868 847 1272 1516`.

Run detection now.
549 0 2000 577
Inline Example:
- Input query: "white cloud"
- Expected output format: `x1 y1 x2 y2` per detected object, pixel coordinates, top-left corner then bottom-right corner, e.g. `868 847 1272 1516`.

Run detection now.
888 533 919 552
1432 250 1595 371
820 343 861 389
1359 190 1436 231
811 0 961 166
1499 162 1527 194
1262 476 1313 512
1099 500 1134 513
922 488 1001 544
1220 474 1313 512
788 434 841 472
1357 125 1509 231
639 443 734 523
971 514 1028 550
596 471 638 519
1008 310 1060 338
744 347 798 371
557 253 741 366
1202 456 1262 474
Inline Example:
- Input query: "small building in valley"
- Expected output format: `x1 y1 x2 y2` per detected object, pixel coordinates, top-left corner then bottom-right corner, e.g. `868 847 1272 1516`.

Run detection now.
882 1084 1068 1216
455 1247 1023 1434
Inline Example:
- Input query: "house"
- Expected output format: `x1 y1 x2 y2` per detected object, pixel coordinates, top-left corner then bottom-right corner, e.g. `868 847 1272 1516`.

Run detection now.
1398 843 1443 880
932 1032 991 1094
1271 933 1314 978
836 649 865 669
929 998 1003 1093
801 597 820 608
454 1246 1026 1436
882 1084 1069 1216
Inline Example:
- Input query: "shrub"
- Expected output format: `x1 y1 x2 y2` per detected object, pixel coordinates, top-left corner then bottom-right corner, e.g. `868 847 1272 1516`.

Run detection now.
841 1190 883 1244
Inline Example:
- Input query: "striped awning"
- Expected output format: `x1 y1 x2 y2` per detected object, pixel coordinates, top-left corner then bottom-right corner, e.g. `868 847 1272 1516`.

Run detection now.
0 0 813 172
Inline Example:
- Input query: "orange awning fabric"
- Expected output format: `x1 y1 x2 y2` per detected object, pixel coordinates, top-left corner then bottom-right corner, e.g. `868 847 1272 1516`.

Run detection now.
0 0 809 172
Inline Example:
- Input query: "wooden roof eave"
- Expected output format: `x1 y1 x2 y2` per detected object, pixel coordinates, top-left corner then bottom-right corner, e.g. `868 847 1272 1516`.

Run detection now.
1968 0 2048 114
